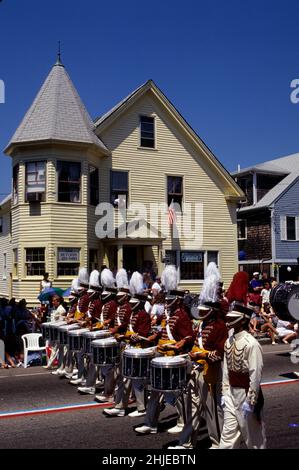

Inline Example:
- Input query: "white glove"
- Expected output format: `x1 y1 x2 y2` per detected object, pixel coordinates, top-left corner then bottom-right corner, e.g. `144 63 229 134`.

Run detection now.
221 396 226 408
242 401 254 417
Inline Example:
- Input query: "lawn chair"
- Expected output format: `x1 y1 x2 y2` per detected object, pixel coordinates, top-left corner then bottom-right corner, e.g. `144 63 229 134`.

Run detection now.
22 333 46 368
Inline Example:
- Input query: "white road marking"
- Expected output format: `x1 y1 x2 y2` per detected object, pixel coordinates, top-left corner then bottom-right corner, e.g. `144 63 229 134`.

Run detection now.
0 372 50 378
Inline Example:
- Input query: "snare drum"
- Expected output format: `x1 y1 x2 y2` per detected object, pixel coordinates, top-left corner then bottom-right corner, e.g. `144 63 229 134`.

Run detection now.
82 330 111 355
67 328 89 352
150 356 187 392
58 324 80 345
49 320 67 342
123 347 156 380
92 338 120 366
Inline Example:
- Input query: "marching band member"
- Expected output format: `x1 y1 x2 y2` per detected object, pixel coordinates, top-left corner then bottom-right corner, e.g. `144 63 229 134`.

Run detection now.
219 301 266 449
135 266 194 435
77 270 103 395
45 295 67 370
69 268 91 385
94 268 118 403
103 271 152 417
53 279 81 378
171 263 228 449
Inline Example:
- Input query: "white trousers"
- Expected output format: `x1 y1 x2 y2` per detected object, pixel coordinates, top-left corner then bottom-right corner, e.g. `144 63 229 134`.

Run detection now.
219 387 266 449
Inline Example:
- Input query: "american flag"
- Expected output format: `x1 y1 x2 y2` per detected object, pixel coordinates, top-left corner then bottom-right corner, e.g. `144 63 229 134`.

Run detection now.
168 199 177 226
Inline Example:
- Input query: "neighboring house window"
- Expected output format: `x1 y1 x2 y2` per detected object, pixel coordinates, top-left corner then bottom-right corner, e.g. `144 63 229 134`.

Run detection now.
281 216 299 241
286 216 296 241
13 248 18 278
25 161 46 202
0 216 3 233
207 251 219 266
13 164 19 205
89 166 99 206
57 161 81 203
167 176 183 210
110 170 128 207
180 251 204 280
140 116 155 148
25 248 45 276
237 219 247 239
3 253 7 279
57 248 80 276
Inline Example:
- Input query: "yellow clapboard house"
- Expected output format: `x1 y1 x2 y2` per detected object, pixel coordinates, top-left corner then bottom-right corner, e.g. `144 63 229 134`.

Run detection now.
0 57 244 304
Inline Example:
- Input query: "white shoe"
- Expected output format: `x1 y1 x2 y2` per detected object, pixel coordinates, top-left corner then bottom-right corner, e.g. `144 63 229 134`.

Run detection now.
294 371 299 377
51 370 60 376
70 378 84 385
134 425 157 435
64 372 74 379
103 408 125 417
128 409 146 418
77 387 95 395
167 424 184 434
71 374 78 380
94 394 114 403
73 368 78 375
209 444 220 449
168 445 188 449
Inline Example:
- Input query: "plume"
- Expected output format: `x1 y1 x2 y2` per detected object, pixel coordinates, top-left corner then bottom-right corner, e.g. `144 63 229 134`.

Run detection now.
89 270 100 288
199 262 221 304
226 271 249 305
161 265 178 292
116 268 129 289
129 271 144 295
101 268 116 288
71 278 80 293
78 267 89 285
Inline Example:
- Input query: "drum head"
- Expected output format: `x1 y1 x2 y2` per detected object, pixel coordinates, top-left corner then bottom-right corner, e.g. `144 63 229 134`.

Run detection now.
59 324 80 332
49 320 66 327
68 328 89 336
270 283 298 321
83 330 111 339
124 347 156 358
152 356 187 367
92 338 118 347
287 285 299 321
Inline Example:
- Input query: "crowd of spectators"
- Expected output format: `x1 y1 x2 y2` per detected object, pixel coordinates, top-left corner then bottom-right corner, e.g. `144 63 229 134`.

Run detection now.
247 272 298 344
0 269 298 368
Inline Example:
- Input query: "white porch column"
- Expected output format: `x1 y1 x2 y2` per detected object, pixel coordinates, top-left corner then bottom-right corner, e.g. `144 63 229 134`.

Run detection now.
117 244 123 269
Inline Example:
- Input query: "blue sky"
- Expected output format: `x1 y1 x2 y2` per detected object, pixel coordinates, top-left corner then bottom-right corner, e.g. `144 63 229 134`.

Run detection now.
1 0 299 199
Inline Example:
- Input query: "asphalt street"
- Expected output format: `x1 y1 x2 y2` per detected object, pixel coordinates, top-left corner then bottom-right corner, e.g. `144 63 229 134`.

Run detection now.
0 343 298 449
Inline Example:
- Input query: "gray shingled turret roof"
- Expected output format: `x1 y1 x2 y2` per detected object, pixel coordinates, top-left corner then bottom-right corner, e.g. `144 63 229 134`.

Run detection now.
5 60 110 155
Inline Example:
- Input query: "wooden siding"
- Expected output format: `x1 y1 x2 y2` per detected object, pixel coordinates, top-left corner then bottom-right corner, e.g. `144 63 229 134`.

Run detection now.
0 207 12 297
98 91 239 289
274 177 299 260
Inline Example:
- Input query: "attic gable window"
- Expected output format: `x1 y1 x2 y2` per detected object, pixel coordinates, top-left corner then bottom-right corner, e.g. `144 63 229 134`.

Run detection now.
140 116 155 148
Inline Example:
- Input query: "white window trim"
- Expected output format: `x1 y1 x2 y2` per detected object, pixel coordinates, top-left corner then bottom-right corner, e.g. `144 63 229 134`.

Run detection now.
139 114 157 150
281 215 299 241
56 247 81 277
165 249 219 283
3 252 7 280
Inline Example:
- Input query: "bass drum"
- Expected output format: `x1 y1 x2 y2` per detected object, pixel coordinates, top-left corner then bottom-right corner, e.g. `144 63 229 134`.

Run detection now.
270 283 299 321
